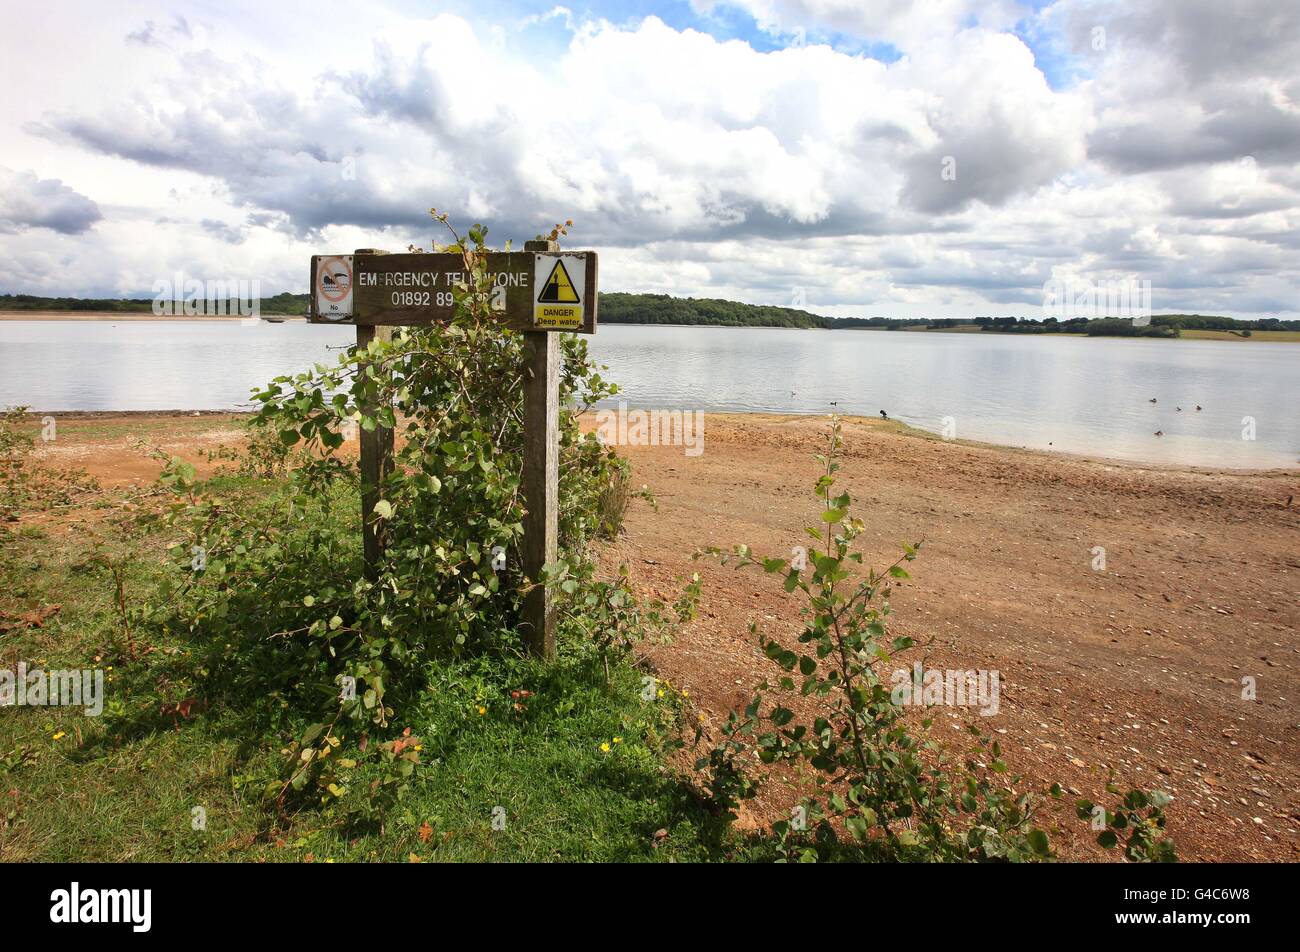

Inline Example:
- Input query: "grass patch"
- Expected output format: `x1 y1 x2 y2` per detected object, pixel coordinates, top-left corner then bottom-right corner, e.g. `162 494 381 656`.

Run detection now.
0 468 741 863
1178 329 1300 342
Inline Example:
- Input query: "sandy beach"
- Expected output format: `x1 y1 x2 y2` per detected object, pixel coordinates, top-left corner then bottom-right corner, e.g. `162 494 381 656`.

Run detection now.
23 411 1300 861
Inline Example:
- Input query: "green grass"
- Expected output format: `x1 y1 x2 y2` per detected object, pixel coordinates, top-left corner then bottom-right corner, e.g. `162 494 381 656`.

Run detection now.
0 470 745 863
1178 328 1300 341
854 326 1299 341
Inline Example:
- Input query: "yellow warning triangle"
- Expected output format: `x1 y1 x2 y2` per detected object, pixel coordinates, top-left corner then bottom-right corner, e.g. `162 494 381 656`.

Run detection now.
538 259 580 303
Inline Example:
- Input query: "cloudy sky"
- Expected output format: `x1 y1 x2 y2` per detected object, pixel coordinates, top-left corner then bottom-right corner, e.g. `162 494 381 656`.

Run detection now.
1 0 1297 318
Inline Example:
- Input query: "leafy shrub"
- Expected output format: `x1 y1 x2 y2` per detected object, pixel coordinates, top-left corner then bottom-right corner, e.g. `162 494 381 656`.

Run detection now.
0 407 97 528
1076 785 1175 862
143 216 653 826
0 406 35 523
237 422 299 479
694 417 1175 862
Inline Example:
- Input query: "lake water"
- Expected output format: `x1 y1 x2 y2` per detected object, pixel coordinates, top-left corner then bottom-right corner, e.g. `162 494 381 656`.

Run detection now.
1 320 1296 469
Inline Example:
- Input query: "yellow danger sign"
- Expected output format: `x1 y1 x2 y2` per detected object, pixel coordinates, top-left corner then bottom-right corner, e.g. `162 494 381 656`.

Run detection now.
534 254 584 329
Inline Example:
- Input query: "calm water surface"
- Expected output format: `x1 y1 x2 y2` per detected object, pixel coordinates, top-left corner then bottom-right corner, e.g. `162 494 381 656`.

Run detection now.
1 321 1296 468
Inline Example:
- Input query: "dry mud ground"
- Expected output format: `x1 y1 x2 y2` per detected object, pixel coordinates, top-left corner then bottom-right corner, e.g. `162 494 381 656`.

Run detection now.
600 414 1299 861
27 411 1300 861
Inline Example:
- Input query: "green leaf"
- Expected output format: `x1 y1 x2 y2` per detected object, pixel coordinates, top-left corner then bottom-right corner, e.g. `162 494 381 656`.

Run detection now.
300 723 325 746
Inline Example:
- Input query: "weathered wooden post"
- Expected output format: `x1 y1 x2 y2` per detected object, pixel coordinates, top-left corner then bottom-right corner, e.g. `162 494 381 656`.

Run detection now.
357 324 395 576
308 237 597 658
519 239 561 659
352 250 394 579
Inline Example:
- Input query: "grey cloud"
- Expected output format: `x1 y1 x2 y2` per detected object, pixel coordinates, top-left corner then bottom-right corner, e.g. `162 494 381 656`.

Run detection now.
125 21 165 47
1090 91 1300 174
33 97 429 236
344 44 455 126
1245 226 1300 250
892 264 1053 292
900 141 1066 215
1056 0 1300 174
125 16 193 49
198 218 246 243
1061 0 1300 88
1167 191 1296 221
979 287 1057 309
0 168 102 235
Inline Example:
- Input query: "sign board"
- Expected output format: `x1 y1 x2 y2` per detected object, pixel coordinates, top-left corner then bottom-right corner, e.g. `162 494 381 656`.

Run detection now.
308 251 597 334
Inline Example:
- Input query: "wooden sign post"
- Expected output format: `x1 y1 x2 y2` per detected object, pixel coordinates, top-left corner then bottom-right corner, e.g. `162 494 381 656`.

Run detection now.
519 238 561 658
351 250 393 582
308 242 598 660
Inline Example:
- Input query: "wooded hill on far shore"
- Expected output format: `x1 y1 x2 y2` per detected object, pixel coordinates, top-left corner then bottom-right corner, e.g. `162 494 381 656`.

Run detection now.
3 292 1296 337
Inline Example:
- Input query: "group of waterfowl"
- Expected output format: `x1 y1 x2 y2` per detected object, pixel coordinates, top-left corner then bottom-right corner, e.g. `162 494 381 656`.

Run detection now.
795 398 1200 440
791 395 889 420
1151 398 1202 437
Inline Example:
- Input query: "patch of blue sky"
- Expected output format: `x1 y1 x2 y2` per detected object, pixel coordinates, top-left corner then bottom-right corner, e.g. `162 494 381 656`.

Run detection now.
1009 0 1096 90
397 0 1098 80
408 0 903 63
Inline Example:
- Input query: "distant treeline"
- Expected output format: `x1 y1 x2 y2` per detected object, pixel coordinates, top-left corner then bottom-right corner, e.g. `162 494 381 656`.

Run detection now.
4 292 1296 335
0 293 306 315
598 294 1300 335
598 292 834 328
961 316 1181 337
945 315 1300 337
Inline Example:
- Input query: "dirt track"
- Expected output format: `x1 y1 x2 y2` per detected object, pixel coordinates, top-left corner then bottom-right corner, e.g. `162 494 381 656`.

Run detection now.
27 411 1300 860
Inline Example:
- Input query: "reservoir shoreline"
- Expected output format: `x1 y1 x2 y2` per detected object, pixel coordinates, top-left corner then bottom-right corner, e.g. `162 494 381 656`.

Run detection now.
14 408 1300 475
4 321 1296 470
2 311 1298 341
